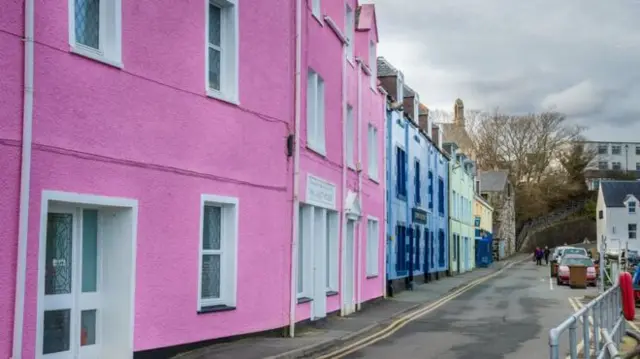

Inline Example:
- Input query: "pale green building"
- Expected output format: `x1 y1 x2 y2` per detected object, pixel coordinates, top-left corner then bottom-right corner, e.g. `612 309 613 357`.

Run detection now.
444 142 476 274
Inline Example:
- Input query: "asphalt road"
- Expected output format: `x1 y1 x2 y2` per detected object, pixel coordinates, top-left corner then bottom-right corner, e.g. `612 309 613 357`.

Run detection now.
341 260 597 359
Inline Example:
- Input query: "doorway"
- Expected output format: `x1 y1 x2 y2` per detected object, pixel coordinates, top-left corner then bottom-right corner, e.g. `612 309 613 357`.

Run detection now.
36 193 136 359
343 219 356 315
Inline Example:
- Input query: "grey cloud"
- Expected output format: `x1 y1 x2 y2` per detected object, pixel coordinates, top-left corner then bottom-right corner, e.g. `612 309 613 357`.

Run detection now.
370 0 640 140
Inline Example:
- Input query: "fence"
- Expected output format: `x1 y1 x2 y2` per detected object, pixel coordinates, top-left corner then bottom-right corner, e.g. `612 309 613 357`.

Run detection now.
548 283 624 359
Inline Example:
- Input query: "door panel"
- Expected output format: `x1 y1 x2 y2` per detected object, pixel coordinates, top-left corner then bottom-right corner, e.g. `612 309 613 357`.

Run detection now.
312 208 327 320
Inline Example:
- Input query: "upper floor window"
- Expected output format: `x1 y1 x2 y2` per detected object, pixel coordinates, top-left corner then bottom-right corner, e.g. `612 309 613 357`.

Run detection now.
630 202 636 214
629 223 637 240
307 69 326 154
199 195 239 310
312 0 321 20
396 72 404 102
598 144 608 154
438 178 445 215
396 147 407 199
368 125 379 181
612 162 622 170
345 4 354 60
452 191 457 218
346 105 355 168
369 41 376 88
70 0 122 66
612 145 622 155
636 162 640 171
414 160 421 205
598 161 608 170
207 0 239 103
636 146 640 155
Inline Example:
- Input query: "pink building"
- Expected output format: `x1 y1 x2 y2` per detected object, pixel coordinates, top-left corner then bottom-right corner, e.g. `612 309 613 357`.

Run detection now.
293 0 386 324
1 0 385 358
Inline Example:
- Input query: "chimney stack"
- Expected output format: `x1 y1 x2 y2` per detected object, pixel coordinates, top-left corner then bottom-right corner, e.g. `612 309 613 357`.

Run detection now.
418 103 430 137
454 98 465 128
431 124 440 148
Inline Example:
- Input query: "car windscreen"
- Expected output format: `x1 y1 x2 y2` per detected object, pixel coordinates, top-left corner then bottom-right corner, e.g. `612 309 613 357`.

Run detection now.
561 257 593 267
563 248 586 256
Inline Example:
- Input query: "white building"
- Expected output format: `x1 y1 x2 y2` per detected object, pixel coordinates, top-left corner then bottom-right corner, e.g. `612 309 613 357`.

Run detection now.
584 141 640 190
596 181 640 255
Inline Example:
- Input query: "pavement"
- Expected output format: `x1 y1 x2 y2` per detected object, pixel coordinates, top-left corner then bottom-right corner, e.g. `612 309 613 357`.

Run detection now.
173 255 524 359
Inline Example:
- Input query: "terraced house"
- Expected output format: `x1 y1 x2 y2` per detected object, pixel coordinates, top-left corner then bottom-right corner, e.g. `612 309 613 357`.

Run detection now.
378 58 450 296
444 143 476 274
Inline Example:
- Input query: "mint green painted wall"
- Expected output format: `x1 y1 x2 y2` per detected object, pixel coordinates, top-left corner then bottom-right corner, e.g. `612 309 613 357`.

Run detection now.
449 157 475 273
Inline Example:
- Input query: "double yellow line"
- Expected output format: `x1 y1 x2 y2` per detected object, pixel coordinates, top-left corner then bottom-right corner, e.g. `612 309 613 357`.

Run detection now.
317 259 523 358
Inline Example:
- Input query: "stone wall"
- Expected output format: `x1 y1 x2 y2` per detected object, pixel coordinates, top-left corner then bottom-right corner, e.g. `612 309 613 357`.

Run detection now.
525 217 596 252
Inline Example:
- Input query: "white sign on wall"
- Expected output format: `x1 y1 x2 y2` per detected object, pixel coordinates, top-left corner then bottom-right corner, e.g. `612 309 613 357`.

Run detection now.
306 174 336 210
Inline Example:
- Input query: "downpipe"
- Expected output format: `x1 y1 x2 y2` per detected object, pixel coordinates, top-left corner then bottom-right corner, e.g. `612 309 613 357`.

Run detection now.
356 59 363 311
339 33 348 317
12 0 35 357
288 0 302 338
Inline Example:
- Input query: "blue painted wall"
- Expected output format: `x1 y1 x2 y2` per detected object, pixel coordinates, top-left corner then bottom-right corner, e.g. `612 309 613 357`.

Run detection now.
385 106 450 282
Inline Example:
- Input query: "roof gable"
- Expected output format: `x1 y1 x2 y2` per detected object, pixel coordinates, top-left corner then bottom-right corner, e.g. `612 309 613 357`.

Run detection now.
355 4 379 42
601 181 640 207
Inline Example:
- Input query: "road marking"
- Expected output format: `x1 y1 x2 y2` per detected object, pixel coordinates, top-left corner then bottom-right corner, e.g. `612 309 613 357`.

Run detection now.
549 277 554 291
567 297 593 359
315 257 530 359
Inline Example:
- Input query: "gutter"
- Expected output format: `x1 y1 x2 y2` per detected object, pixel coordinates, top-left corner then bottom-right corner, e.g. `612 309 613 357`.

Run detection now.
288 0 302 337
13 0 35 357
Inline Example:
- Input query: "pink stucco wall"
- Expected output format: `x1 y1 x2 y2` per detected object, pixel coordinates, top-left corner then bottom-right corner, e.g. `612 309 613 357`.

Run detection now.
2 0 296 357
296 0 385 321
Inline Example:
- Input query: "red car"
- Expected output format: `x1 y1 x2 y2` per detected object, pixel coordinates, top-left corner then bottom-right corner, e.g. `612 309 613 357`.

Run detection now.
556 254 597 286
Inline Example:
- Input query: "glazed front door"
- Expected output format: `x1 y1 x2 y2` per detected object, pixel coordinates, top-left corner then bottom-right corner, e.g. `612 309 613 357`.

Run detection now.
41 207 101 359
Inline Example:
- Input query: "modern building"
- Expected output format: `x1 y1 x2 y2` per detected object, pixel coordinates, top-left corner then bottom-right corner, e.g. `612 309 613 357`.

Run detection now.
378 57 449 296
295 0 386 323
478 171 517 259
596 181 640 255
473 194 494 267
443 143 476 274
0 1 386 358
583 141 640 190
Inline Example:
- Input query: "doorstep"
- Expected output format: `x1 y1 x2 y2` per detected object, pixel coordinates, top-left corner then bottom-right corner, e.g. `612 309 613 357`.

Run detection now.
172 259 520 359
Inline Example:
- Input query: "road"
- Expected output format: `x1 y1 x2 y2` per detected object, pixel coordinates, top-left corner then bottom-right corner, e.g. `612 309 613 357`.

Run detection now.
335 260 597 359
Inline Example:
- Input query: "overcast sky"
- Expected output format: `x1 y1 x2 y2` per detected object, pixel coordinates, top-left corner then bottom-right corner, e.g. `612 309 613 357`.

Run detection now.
367 0 640 142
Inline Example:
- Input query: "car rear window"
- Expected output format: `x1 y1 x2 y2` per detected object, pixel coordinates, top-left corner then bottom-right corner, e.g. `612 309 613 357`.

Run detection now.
563 248 586 256
561 257 593 267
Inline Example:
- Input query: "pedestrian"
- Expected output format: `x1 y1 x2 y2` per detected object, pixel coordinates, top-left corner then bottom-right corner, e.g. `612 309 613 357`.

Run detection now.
544 246 550 265
535 247 543 266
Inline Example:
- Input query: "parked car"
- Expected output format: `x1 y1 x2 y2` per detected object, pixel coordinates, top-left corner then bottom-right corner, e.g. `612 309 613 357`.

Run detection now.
552 246 571 262
555 247 588 263
556 254 597 286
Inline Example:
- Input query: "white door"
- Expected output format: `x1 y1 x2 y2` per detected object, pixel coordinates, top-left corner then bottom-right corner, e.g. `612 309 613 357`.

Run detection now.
312 208 327 320
41 207 102 359
343 219 356 315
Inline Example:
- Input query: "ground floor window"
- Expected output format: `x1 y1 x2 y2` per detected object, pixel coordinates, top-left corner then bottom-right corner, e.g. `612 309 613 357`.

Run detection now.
366 217 380 276
438 229 445 267
396 224 407 272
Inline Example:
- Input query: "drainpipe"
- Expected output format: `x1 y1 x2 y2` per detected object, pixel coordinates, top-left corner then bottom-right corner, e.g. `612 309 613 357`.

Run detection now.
288 0 302 338
383 105 390 298
13 0 35 357
404 117 410 286
356 60 363 311
339 35 347 317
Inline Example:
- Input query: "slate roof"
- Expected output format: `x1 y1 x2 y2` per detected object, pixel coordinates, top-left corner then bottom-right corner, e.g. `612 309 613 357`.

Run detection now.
377 57 397 77
601 181 640 207
403 84 415 97
479 171 509 192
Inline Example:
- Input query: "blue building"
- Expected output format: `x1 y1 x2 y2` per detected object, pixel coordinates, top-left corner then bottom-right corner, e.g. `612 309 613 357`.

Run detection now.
378 57 450 295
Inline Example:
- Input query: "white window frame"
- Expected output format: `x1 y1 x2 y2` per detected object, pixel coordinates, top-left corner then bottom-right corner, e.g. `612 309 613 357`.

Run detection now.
629 223 637 240
326 210 339 292
297 204 313 298
312 0 322 22
68 0 123 67
307 69 326 155
198 194 239 310
630 202 637 214
368 124 379 181
345 4 354 62
396 72 404 102
413 95 420 121
369 40 376 89
612 145 622 155
612 161 622 170
366 216 380 277
346 105 355 168
205 0 240 104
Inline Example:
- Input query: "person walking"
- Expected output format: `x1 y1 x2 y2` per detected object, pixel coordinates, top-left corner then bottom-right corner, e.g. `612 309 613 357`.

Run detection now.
544 246 551 265
535 247 543 266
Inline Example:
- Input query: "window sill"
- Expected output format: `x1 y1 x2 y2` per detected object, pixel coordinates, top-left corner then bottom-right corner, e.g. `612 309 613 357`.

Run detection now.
206 89 239 106
369 175 379 183
397 194 407 201
197 304 236 314
326 290 339 297
297 296 313 304
70 46 123 69
370 86 378 94
312 12 324 26
307 143 327 157
366 274 379 279
347 57 355 68
348 163 356 171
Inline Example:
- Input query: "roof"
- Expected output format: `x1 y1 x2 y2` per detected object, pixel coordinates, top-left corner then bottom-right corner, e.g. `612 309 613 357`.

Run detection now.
600 180 640 207
479 171 509 192
403 84 415 98
377 57 397 77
